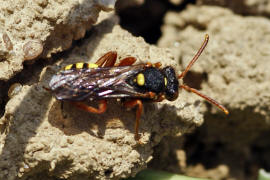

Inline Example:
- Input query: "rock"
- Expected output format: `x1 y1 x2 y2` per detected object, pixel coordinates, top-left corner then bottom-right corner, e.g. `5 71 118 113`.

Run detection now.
186 164 229 180
197 0 270 17
116 0 144 10
0 0 116 81
159 5 270 148
169 0 184 6
0 13 203 180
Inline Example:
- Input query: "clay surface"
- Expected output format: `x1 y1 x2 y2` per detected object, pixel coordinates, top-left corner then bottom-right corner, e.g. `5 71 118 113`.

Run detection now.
0 0 116 81
155 5 270 179
159 5 270 133
2 1 269 180
197 0 270 16
116 0 144 9
0 13 203 180
170 0 184 5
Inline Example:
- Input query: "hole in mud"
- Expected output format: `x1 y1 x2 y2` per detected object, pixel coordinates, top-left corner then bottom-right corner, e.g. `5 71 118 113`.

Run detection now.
149 110 270 180
183 71 208 89
0 35 76 118
105 169 113 177
0 58 50 117
116 0 196 44
184 131 225 169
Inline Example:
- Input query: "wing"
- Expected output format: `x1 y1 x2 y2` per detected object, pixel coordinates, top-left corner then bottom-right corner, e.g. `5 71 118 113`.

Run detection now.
49 64 147 101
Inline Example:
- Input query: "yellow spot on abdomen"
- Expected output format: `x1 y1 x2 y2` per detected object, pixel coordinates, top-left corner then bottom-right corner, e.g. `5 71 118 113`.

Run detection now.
64 64 73 70
64 62 98 70
137 73 145 86
88 63 98 68
75 62 84 69
164 77 167 86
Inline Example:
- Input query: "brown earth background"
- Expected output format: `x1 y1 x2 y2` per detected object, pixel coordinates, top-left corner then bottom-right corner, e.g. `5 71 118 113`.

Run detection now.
0 0 270 180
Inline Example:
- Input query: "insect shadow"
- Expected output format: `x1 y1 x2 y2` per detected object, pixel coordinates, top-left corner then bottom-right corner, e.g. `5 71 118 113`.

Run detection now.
48 99 152 140
47 97 194 143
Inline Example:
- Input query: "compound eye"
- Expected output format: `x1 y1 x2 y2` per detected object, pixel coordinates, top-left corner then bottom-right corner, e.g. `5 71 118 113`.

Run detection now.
165 91 178 101
162 66 179 101
165 78 179 101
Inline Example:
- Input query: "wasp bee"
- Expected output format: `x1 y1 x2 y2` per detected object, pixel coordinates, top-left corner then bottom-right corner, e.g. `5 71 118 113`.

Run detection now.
48 34 228 141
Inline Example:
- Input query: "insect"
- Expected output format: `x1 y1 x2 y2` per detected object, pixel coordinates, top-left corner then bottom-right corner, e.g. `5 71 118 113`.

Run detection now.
48 34 228 141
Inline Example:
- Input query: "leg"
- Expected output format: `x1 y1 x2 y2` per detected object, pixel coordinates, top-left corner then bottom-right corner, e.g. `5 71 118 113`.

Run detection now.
116 57 136 66
145 62 152 67
71 100 107 114
124 99 143 141
95 51 117 67
60 101 68 119
154 94 165 102
146 92 156 99
145 62 162 68
153 62 162 68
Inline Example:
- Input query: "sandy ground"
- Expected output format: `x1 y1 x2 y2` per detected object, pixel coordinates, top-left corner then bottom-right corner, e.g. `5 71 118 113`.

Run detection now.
0 0 270 180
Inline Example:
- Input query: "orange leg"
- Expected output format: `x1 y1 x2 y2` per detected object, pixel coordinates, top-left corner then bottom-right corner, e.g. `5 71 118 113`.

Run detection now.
95 51 117 67
144 62 162 68
116 57 136 66
153 62 162 68
124 99 143 141
71 100 107 114
147 92 156 99
154 94 165 102
145 62 152 67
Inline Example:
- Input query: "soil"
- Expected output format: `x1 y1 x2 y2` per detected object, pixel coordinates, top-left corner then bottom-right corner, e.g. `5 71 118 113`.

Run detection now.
0 0 270 179
117 1 270 180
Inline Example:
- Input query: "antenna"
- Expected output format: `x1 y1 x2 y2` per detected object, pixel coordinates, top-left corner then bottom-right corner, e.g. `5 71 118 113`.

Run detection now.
179 34 229 115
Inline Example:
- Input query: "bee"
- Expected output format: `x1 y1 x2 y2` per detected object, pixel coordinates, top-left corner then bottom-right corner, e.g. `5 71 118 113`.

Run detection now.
48 34 228 141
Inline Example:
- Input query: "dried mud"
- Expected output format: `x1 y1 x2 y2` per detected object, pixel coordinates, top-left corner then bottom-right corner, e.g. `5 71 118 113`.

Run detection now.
0 10 202 180
1 0 270 180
